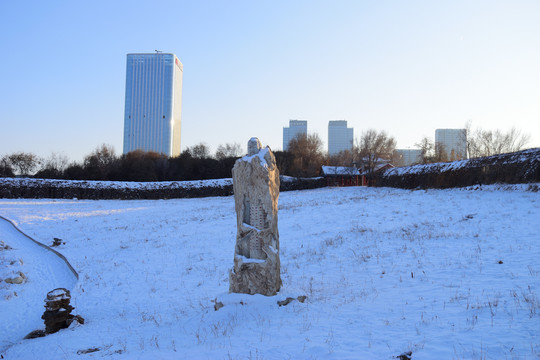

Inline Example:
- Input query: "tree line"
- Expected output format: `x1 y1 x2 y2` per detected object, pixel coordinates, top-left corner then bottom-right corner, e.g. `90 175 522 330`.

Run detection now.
0 125 531 181
0 130 396 180
0 144 243 181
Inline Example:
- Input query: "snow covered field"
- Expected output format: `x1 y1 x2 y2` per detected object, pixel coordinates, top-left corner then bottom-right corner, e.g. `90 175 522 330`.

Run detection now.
0 185 538 359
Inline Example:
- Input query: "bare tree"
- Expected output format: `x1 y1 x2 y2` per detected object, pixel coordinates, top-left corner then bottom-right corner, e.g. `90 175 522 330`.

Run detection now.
433 142 448 162
467 126 530 158
358 130 396 175
185 143 211 159
84 144 117 180
37 152 70 178
215 142 242 160
287 133 325 177
413 136 449 163
415 136 434 164
7 152 41 176
327 149 356 167
0 155 14 177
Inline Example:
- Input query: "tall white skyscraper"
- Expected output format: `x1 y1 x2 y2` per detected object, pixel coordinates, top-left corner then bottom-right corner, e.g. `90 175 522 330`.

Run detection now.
283 120 308 150
328 120 354 156
123 53 183 157
435 129 467 160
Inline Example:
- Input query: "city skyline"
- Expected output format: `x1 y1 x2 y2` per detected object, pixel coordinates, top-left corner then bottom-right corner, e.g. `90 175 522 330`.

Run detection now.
1 1 539 162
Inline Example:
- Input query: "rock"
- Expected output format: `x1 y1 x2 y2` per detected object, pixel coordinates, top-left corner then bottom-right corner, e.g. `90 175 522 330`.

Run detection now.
214 298 224 311
5 273 25 284
52 238 65 247
42 288 76 334
24 330 46 339
229 138 281 296
67 315 85 326
277 297 295 307
8 276 24 284
77 348 100 355
396 351 412 360
247 137 262 156
277 296 307 306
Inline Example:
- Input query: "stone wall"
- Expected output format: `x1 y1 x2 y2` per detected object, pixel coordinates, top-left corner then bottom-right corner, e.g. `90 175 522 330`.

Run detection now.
375 148 540 189
0 176 327 200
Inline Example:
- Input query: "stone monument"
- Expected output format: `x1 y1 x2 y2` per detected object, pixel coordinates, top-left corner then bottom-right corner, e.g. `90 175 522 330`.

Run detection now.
229 137 281 296
42 288 76 334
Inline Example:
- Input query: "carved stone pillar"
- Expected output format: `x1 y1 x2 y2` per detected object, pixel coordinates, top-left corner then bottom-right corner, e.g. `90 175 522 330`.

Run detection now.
229 138 281 296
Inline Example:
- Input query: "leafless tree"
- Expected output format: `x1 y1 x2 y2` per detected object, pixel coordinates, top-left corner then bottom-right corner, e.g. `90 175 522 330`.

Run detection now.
358 129 396 175
215 142 242 160
7 152 41 176
83 144 117 179
413 136 449 163
0 155 14 177
34 152 70 178
287 133 325 177
327 149 356 167
185 143 211 159
467 126 530 158
415 136 434 164
433 142 448 162
44 152 69 172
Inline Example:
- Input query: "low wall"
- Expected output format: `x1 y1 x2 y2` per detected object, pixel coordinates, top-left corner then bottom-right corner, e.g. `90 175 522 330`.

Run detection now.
376 148 540 189
0 176 327 200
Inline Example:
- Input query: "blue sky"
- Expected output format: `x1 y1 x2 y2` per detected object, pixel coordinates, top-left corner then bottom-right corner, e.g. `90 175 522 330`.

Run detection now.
1 0 539 162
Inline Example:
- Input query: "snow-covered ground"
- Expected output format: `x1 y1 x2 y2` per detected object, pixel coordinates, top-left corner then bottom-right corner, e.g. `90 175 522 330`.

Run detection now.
0 185 538 359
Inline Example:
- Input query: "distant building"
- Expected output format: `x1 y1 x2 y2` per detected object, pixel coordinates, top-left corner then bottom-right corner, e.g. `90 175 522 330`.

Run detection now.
321 165 363 186
328 120 354 156
283 120 307 150
123 53 183 157
394 149 422 167
435 129 467 160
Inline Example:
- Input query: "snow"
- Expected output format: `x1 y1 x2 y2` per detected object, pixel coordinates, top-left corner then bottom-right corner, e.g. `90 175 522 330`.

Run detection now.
383 148 540 177
0 185 539 359
321 166 361 176
240 147 271 168
0 177 233 190
384 160 470 176
236 255 266 264
0 216 77 351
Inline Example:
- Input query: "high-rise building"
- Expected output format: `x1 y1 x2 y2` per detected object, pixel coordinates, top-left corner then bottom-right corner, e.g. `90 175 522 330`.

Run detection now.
283 120 308 150
435 129 467 160
328 120 354 156
393 149 423 166
123 53 183 157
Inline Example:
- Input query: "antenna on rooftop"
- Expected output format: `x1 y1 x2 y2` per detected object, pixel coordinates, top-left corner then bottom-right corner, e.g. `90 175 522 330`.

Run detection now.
155 50 162 54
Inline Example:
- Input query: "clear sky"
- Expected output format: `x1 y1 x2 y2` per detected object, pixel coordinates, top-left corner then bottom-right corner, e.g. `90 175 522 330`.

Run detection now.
1 0 539 162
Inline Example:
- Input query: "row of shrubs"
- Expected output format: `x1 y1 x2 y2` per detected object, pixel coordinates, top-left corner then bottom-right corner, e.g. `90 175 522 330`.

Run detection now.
375 148 540 189
0 176 327 200
2 149 537 199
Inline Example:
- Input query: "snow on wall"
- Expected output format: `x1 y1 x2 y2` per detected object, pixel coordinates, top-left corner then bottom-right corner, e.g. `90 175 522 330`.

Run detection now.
0 176 327 200
377 148 540 189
